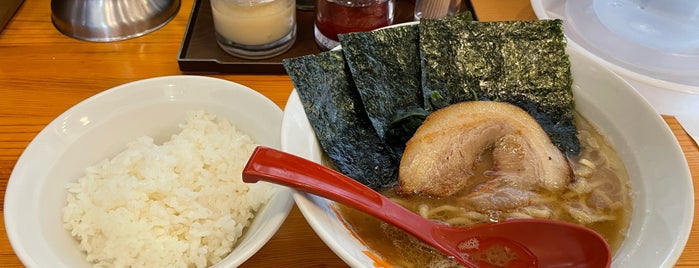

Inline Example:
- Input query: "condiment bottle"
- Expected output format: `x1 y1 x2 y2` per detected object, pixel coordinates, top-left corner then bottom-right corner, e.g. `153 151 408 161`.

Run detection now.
414 0 461 20
314 0 395 50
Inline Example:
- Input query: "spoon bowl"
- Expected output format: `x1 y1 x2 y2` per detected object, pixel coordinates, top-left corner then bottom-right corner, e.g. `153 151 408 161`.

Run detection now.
243 146 611 267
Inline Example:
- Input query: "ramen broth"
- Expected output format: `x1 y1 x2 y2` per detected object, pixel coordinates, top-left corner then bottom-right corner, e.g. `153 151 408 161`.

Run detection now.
338 114 632 267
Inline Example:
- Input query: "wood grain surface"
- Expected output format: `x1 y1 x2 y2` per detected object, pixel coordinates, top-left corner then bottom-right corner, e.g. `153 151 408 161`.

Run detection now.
0 0 697 267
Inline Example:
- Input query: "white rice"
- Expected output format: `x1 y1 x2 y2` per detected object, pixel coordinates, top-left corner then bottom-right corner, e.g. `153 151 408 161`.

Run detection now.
62 110 272 268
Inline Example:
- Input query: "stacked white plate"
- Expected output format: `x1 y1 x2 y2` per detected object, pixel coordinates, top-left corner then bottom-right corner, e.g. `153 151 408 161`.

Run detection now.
531 0 699 141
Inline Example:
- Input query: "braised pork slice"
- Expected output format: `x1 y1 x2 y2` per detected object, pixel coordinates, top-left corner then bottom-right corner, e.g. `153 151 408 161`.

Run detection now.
397 101 571 198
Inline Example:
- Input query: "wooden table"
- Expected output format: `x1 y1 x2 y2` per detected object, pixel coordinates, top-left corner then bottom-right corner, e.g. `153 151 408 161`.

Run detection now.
0 0 697 267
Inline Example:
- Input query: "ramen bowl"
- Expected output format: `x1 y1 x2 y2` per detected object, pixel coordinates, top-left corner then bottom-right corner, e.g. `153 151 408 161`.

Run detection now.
4 76 294 267
281 47 693 266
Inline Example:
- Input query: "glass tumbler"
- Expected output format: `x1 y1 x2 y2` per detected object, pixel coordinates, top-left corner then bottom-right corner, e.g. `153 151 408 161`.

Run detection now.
314 0 394 51
593 0 699 51
211 0 297 59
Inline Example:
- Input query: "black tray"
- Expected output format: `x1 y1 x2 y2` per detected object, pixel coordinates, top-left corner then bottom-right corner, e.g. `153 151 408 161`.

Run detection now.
177 0 422 74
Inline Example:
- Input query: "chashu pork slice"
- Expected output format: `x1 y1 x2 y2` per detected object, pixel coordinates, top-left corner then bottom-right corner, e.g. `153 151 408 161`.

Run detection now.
398 101 571 197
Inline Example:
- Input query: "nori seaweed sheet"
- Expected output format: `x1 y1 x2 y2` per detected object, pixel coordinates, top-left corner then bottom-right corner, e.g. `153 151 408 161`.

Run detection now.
419 18 580 155
338 24 423 154
282 50 399 190
282 14 580 191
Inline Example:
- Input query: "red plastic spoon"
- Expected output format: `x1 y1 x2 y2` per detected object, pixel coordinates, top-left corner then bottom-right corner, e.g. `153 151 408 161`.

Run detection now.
242 146 611 268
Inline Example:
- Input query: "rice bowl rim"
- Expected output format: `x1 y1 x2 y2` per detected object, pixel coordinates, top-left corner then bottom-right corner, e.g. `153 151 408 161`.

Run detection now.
280 42 694 267
4 75 294 268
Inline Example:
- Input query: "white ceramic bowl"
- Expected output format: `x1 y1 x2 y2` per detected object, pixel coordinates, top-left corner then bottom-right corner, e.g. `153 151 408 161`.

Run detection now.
4 75 294 267
281 48 694 267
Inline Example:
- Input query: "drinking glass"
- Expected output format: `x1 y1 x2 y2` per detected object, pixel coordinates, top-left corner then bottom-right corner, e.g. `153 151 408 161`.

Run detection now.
211 0 297 59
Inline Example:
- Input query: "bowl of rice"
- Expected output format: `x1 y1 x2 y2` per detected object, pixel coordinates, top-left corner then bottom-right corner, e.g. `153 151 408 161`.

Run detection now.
4 75 294 267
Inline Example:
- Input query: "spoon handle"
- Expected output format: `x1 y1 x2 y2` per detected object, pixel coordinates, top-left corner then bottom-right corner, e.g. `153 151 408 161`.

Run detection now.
241 146 472 264
242 146 433 230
